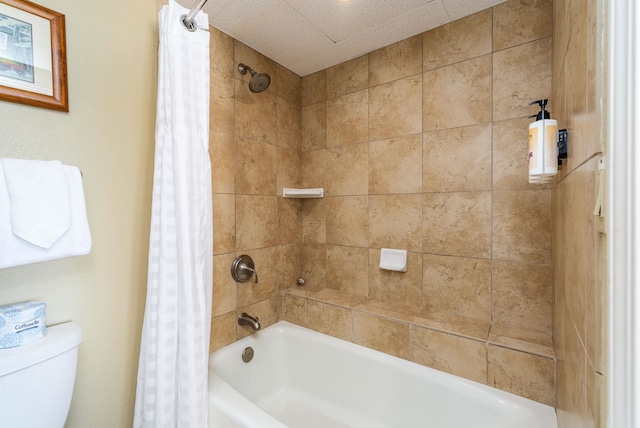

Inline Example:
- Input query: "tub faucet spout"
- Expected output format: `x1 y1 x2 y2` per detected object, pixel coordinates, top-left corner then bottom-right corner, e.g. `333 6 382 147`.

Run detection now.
238 313 261 331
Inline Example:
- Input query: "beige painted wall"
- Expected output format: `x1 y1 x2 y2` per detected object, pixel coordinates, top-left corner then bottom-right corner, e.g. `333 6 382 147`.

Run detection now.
0 0 157 426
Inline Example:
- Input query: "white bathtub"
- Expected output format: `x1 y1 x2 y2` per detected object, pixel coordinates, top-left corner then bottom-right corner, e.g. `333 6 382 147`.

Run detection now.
208 321 557 428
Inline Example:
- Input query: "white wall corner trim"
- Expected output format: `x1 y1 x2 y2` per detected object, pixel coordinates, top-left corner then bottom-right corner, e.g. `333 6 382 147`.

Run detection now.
607 0 640 426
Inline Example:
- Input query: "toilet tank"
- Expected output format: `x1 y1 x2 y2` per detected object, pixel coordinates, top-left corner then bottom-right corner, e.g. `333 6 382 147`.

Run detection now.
0 321 82 428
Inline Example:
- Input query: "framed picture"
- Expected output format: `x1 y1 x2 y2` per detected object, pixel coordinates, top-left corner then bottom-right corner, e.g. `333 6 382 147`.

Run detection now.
0 0 67 111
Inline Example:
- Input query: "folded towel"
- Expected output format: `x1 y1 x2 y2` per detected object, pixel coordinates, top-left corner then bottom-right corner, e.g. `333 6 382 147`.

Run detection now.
1 158 70 249
0 160 92 269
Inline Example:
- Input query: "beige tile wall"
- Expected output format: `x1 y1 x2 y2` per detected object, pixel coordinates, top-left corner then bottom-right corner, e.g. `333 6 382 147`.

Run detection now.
552 0 605 425
208 30 303 349
289 0 556 406
206 0 570 409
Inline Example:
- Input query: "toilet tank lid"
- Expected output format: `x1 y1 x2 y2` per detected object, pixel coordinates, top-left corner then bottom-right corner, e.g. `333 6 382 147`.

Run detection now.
0 321 82 377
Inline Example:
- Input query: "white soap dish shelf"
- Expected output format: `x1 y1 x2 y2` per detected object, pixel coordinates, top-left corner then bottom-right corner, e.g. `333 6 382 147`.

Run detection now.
282 188 324 198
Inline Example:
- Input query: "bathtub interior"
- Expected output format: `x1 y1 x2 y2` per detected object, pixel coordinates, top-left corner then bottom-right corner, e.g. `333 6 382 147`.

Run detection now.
209 321 557 428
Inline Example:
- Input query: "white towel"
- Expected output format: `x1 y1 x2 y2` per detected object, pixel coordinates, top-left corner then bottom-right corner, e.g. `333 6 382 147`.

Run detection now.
0 160 92 269
1 158 70 248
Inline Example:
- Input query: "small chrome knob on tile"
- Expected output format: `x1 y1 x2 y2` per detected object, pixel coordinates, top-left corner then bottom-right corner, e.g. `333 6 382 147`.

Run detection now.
231 255 259 283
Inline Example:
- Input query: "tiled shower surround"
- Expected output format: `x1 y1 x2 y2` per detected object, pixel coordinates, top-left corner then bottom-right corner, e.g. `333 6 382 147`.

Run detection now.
206 0 603 415
552 0 605 426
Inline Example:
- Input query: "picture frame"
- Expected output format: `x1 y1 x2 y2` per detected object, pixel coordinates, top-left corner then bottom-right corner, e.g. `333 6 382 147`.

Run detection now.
0 0 67 111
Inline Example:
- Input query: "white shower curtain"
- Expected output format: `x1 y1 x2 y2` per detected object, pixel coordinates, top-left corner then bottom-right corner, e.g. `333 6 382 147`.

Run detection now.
134 1 212 427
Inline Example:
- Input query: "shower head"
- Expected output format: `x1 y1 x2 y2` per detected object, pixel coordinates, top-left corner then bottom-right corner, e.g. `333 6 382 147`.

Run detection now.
238 63 271 93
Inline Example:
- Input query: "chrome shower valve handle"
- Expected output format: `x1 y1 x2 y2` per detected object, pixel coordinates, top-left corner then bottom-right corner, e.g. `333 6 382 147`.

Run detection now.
243 264 259 283
231 254 259 283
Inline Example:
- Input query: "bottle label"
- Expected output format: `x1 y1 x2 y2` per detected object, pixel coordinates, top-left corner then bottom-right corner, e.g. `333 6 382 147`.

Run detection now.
544 122 558 172
528 126 539 170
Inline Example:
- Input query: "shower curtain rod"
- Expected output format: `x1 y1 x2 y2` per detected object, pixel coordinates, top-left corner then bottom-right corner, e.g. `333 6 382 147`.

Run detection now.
182 0 208 31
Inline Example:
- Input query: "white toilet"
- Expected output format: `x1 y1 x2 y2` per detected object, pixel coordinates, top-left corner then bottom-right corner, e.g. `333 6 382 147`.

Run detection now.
0 321 82 428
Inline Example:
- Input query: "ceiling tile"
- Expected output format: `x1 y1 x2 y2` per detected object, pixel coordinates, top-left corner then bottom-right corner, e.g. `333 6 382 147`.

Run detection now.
190 0 510 76
284 0 435 43
209 0 336 66
337 0 450 58
287 45 351 76
200 0 236 16
442 0 507 21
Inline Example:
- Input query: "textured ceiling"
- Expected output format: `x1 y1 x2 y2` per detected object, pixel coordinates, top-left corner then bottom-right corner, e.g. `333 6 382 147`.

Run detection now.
191 0 508 76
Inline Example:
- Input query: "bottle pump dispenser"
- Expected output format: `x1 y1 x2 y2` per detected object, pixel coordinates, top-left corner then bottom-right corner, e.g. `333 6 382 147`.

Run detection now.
528 99 558 184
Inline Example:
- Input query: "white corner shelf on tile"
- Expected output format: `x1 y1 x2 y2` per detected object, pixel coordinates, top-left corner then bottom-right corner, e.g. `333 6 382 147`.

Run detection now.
282 188 324 198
